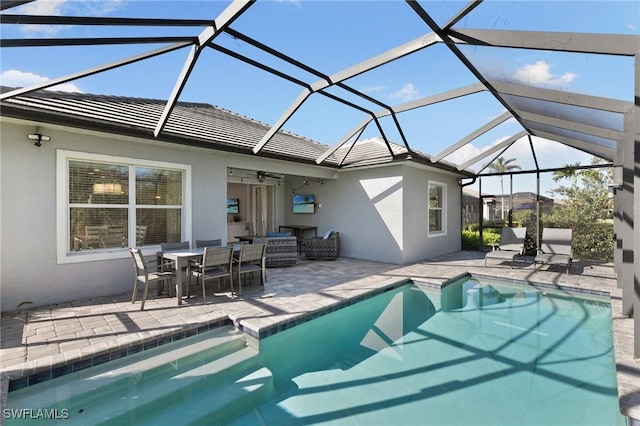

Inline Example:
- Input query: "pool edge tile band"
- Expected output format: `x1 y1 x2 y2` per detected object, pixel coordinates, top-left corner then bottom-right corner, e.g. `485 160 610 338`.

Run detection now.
238 278 414 340
5 317 232 392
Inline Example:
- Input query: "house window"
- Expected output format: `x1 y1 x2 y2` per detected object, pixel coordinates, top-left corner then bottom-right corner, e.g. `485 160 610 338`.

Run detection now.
428 181 447 236
58 150 190 263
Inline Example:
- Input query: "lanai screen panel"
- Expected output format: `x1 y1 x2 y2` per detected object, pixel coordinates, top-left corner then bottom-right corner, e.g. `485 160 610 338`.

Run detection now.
0 0 637 171
499 94 625 133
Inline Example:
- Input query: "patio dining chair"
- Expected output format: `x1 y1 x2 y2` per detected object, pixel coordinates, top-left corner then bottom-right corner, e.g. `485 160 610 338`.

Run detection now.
196 239 222 248
160 241 190 252
129 248 176 310
157 241 191 295
189 246 234 304
233 243 267 297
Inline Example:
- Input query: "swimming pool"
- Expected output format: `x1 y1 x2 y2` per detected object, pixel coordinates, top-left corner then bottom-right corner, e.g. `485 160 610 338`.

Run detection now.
5 277 624 425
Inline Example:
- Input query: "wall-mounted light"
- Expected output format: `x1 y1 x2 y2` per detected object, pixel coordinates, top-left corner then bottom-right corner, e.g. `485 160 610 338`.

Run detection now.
229 168 233 175
27 128 51 147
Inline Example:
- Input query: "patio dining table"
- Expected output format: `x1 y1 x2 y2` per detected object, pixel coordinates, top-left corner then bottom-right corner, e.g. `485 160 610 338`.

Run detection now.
159 244 240 305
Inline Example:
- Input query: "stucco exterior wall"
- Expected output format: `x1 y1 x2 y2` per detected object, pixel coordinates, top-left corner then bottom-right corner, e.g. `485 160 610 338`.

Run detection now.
1 120 465 310
287 165 406 264
0 121 295 311
402 164 462 263
283 164 462 265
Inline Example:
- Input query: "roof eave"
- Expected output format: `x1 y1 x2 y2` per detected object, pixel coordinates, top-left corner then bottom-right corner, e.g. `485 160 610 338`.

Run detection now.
0 104 341 168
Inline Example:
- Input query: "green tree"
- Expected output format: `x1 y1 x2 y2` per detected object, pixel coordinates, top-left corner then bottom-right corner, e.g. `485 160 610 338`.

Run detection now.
552 162 581 185
487 157 522 219
547 157 614 260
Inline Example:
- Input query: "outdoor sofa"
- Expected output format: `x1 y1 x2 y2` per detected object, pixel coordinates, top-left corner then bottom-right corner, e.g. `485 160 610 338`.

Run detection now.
252 235 298 267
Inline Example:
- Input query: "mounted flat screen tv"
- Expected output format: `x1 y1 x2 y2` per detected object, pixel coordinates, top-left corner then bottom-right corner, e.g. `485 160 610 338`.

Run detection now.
293 194 315 214
226 198 239 214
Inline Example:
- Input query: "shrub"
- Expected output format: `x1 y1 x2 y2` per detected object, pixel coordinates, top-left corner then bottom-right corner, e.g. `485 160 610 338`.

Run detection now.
465 223 480 232
462 228 501 250
545 221 613 261
512 210 614 261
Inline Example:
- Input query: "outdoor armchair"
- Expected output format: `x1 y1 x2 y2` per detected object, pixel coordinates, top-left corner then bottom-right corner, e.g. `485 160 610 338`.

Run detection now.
304 231 340 260
484 227 527 268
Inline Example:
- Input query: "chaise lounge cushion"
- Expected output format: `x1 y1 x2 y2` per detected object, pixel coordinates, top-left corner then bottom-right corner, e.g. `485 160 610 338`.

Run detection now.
252 236 298 267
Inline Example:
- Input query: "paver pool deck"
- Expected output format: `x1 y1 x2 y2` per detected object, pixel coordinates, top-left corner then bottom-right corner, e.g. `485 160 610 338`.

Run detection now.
1 251 638 422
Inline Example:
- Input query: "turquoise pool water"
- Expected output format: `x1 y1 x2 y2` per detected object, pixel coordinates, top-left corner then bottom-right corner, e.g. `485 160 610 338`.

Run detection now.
6 278 624 425
231 279 623 425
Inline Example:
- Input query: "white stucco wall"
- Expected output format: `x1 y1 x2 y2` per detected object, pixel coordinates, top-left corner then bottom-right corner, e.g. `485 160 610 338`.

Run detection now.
0 122 229 310
402 164 462 263
0 120 303 311
284 166 406 264
1 119 465 310
283 163 462 265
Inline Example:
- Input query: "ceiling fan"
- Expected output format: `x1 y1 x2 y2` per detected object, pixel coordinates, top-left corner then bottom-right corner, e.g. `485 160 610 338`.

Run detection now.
254 170 281 183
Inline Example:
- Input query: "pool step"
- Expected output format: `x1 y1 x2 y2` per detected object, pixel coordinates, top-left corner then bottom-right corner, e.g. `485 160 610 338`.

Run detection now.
98 345 263 425
125 366 275 426
6 326 250 424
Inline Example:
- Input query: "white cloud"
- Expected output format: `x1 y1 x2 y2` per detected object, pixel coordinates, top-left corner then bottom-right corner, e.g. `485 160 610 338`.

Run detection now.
16 0 126 35
1 70 82 93
628 23 637 32
442 143 483 165
513 61 577 87
360 84 385 94
17 0 67 15
390 83 419 102
443 134 514 167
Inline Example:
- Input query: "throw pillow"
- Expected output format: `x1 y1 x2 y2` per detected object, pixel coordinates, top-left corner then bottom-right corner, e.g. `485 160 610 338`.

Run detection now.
323 230 333 239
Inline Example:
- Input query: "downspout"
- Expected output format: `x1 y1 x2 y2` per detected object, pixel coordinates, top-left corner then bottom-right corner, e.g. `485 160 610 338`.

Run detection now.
459 177 476 251
460 177 477 188
479 178 484 251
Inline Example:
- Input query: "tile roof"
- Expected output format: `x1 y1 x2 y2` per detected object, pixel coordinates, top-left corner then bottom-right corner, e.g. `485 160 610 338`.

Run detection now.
0 87 470 175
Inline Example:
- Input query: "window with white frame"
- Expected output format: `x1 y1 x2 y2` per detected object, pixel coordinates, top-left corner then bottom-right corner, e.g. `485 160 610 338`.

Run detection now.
428 181 447 236
58 150 190 262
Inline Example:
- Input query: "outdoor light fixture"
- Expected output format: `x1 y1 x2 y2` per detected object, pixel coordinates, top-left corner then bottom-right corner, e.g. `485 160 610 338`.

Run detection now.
27 128 51 147
229 168 233 175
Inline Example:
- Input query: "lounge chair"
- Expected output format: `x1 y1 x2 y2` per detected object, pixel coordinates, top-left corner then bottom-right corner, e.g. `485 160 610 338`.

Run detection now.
484 227 527 268
534 228 573 274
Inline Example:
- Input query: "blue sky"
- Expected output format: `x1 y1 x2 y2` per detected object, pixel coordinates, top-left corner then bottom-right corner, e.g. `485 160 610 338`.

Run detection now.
1 0 638 197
